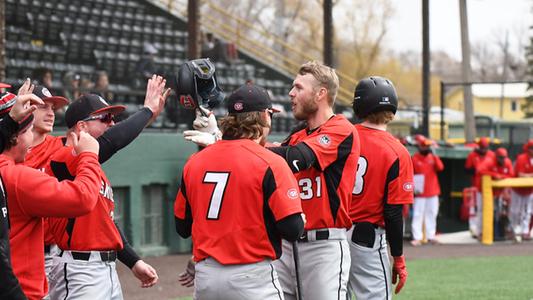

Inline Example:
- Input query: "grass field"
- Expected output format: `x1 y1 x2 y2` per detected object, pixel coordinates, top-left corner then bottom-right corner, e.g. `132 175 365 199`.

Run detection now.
397 255 533 300
174 255 533 300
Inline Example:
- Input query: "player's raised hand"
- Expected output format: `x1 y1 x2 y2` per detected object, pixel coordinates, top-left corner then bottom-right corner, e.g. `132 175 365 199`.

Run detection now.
392 255 408 294
193 106 219 134
71 131 99 155
143 74 169 121
8 94 44 123
131 260 159 288
17 78 34 96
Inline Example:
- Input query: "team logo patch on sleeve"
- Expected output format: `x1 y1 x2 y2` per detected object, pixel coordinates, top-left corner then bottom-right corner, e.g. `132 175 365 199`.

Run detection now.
403 182 414 192
317 134 331 147
287 188 299 199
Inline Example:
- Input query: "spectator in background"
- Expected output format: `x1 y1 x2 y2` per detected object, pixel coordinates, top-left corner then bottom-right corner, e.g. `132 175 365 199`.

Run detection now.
91 70 114 102
32 67 56 93
478 147 514 240
411 136 444 246
61 72 81 101
134 43 159 89
464 137 495 238
510 140 533 243
201 32 216 60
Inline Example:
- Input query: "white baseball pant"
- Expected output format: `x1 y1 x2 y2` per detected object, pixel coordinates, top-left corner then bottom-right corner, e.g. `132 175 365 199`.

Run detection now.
411 196 439 241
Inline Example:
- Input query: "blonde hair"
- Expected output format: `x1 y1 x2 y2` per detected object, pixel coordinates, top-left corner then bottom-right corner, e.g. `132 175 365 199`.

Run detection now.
298 61 339 106
365 111 395 125
219 111 268 140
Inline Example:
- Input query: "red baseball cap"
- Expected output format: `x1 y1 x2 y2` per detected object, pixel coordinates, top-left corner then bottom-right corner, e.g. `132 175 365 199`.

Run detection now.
478 137 490 148
0 82 11 89
0 92 34 131
495 147 508 157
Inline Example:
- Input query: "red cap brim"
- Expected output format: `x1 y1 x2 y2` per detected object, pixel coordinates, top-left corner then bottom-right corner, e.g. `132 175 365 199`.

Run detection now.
91 105 126 116
0 83 11 88
43 96 69 110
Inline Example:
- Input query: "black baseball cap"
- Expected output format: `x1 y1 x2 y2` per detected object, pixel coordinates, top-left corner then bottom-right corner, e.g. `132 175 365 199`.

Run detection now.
65 94 125 128
32 85 69 110
226 83 279 114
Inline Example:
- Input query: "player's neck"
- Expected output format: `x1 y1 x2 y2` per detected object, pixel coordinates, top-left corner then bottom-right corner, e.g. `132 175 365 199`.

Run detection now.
360 121 387 131
307 107 334 130
31 132 48 147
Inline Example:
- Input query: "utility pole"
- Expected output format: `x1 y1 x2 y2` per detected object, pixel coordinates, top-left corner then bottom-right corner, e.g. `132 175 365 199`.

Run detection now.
499 31 509 119
422 0 430 137
459 0 476 142
0 0 5 81
187 0 200 59
323 0 333 67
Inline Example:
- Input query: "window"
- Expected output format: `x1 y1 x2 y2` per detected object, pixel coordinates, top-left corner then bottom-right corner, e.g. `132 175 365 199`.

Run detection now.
141 184 167 246
511 100 518 112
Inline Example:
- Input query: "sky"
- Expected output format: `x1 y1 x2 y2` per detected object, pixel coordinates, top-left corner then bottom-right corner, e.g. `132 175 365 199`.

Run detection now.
386 0 532 60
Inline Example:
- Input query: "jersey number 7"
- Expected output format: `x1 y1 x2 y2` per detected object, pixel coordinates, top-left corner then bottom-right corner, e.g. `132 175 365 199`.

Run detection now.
203 172 230 220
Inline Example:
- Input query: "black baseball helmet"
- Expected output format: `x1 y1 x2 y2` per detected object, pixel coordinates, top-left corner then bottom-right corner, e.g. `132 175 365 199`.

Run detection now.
353 76 398 119
175 58 224 110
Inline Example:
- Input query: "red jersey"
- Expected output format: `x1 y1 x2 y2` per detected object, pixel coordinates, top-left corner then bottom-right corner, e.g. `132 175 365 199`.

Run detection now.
175 139 302 265
24 135 65 245
465 150 495 189
412 152 444 197
0 153 101 300
350 125 414 227
46 146 123 251
284 115 359 230
478 157 514 197
513 153 533 195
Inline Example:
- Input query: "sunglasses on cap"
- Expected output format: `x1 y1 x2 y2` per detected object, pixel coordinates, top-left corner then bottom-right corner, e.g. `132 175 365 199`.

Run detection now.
82 113 114 123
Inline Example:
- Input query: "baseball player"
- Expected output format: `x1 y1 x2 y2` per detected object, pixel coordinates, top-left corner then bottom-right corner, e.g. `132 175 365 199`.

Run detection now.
0 93 104 300
184 61 360 300
410 135 444 246
510 140 533 242
46 75 169 299
478 147 514 240
464 137 495 238
174 83 304 300
21 83 69 287
0 89 44 300
349 76 413 300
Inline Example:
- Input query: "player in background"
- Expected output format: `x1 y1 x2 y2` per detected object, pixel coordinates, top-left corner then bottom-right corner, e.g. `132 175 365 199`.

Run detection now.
0 89 44 300
478 147 514 240
184 61 360 300
175 83 304 299
464 137 495 238
0 92 103 300
46 75 169 299
349 76 413 300
410 135 444 246
510 140 533 242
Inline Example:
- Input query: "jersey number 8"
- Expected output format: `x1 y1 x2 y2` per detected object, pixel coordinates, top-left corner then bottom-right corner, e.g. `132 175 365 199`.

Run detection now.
353 156 368 195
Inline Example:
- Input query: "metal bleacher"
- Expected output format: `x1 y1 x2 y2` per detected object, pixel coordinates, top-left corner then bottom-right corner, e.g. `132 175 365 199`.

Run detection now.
4 0 297 132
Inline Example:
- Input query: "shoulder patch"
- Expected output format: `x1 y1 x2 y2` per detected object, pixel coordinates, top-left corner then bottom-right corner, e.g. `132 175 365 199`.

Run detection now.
403 182 414 192
287 188 299 199
317 134 331 147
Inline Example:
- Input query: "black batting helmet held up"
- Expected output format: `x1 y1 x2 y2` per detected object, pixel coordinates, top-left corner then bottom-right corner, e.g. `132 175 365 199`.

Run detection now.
175 58 224 111
353 76 398 119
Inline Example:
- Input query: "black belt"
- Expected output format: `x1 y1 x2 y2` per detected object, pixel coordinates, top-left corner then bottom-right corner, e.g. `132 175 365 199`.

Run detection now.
353 222 379 229
299 229 330 242
62 251 117 262
44 245 51 253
